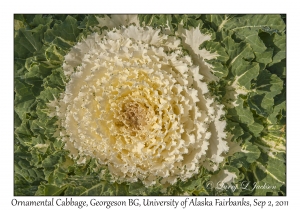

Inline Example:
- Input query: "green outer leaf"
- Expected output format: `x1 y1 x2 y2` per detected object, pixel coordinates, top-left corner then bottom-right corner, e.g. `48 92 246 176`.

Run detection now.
36 184 68 196
201 40 229 77
252 152 285 195
79 15 100 29
229 141 261 168
44 15 80 44
14 28 42 58
223 14 285 33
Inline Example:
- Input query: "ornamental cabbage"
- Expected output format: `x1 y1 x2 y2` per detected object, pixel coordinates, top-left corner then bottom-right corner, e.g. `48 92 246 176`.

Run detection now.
14 14 286 196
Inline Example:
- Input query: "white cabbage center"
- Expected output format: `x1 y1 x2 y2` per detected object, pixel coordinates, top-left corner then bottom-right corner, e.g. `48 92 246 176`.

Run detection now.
51 25 227 186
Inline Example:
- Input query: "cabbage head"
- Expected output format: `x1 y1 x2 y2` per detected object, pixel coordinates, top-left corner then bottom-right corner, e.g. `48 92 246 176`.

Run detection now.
14 14 286 196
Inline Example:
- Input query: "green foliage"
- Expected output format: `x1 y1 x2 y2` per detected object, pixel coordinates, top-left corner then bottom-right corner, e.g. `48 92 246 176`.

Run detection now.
201 14 286 195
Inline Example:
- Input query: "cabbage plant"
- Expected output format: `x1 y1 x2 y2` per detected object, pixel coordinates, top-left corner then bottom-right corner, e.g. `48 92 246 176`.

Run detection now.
14 14 286 196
